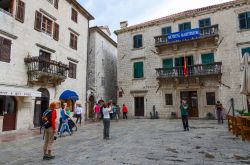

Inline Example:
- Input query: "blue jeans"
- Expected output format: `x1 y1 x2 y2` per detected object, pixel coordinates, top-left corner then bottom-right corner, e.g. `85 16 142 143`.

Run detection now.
59 120 71 136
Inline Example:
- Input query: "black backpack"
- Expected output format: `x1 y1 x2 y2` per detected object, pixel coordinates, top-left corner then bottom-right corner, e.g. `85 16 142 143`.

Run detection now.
41 109 52 129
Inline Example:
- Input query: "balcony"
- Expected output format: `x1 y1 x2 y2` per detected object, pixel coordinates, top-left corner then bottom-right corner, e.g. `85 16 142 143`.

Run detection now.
154 25 219 47
156 62 222 79
24 56 68 86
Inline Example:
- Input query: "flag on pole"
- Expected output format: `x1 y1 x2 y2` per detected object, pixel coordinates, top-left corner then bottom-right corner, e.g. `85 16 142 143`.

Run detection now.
184 54 187 80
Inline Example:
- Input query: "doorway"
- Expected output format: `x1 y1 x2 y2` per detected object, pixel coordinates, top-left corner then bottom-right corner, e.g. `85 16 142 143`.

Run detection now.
180 91 198 117
0 96 17 131
134 97 144 116
33 88 49 127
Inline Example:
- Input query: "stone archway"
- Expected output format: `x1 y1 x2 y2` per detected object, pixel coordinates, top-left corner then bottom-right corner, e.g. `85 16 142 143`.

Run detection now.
33 88 50 127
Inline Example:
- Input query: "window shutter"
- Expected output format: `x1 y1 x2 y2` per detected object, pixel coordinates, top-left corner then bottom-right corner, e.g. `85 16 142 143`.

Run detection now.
201 53 214 64
163 59 173 68
54 0 59 9
73 63 77 78
15 0 25 23
34 11 42 31
53 23 59 41
138 62 144 78
242 47 250 57
70 33 73 48
75 36 77 50
0 37 11 63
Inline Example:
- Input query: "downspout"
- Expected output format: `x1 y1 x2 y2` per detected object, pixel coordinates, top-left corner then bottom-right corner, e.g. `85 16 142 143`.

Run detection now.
85 20 90 121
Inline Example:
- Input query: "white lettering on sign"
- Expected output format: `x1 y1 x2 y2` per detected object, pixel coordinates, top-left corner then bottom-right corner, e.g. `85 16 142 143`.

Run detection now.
0 90 40 97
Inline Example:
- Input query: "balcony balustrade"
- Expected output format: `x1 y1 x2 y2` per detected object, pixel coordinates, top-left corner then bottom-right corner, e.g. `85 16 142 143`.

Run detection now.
156 62 222 79
24 56 68 86
154 25 219 47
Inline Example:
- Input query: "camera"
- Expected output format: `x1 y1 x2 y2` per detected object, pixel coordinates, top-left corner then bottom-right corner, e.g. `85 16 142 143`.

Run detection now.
54 136 57 140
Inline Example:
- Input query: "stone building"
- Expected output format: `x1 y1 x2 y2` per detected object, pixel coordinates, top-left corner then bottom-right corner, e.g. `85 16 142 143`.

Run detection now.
0 0 93 133
115 0 250 118
87 26 117 119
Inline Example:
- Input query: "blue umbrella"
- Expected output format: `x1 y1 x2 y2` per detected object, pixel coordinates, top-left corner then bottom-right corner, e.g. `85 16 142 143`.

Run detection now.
59 90 79 101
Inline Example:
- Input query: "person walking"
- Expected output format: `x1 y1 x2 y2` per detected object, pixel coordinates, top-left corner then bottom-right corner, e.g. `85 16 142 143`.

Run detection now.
215 101 224 124
43 102 57 160
180 99 189 131
122 104 128 119
59 104 71 137
75 103 83 125
57 103 67 134
103 103 112 140
112 103 118 120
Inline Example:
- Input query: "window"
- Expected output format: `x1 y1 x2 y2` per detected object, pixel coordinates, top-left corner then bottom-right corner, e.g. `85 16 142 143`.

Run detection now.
199 18 211 28
239 12 250 30
0 0 14 15
165 94 173 105
47 0 59 9
42 16 53 35
178 22 191 32
70 33 77 50
242 47 250 57
68 62 77 79
206 92 215 105
162 26 172 35
15 0 25 23
163 59 173 68
34 11 59 40
133 61 144 78
133 34 142 48
175 56 193 66
201 53 214 64
0 36 11 63
71 8 78 23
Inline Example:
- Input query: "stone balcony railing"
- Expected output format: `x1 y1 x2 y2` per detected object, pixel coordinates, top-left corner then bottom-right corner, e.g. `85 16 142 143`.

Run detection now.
154 24 219 47
155 62 222 79
24 56 68 86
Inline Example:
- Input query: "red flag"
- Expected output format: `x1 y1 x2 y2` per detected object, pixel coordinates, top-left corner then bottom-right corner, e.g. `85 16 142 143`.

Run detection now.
184 54 187 78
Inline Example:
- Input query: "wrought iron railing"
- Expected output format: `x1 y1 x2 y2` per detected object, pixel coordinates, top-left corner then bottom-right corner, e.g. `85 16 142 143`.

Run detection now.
154 24 219 46
24 56 68 82
156 62 222 79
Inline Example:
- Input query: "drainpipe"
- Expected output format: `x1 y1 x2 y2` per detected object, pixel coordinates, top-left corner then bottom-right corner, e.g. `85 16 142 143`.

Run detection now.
85 20 90 121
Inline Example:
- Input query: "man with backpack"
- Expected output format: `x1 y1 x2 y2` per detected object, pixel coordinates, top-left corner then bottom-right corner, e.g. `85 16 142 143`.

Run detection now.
43 102 57 160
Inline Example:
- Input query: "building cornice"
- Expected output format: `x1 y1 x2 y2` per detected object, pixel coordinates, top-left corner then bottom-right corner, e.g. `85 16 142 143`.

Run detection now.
90 26 117 47
66 0 94 20
115 0 249 35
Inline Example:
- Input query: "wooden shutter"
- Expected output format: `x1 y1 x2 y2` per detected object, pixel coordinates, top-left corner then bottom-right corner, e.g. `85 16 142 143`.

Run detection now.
70 33 74 48
15 0 25 23
163 59 173 68
0 37 11 63
54 0 59 9
73 63 77 78
53 23 59 41
34 11 42 31
134 62 143 78
74 35 77 50
201 53 214 64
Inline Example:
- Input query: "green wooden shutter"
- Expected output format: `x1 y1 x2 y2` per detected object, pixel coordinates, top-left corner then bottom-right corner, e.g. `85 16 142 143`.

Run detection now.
163 59 173 68
134 62 144 78
175 58 181 66
201 53 214 64
242 47 250 57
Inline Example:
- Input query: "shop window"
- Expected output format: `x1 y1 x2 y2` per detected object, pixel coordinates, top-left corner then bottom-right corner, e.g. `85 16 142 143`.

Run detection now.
165 94 173 105
206 92 215 105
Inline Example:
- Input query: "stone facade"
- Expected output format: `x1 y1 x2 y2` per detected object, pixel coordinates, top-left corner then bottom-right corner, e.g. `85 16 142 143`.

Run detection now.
0 0 93 133
87 26 117 118
115 0 250 118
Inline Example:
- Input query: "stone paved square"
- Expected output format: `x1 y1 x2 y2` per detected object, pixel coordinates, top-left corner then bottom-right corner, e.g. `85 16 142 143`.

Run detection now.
0 119 250 165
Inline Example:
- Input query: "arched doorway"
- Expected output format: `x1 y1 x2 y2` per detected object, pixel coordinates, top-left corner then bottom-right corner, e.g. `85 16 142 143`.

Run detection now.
0 96 17 131
33 88 49 127
88 95 95 119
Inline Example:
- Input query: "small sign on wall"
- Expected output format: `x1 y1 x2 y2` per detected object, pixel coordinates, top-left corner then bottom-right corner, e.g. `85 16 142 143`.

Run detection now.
36 101 41 104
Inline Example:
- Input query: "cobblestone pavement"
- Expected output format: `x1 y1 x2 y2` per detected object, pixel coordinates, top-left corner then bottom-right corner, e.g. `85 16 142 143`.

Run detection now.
0 119 250 165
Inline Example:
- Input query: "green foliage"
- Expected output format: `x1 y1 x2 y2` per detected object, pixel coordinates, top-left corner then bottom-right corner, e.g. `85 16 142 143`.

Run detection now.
236 109 246 115
243 112 250 116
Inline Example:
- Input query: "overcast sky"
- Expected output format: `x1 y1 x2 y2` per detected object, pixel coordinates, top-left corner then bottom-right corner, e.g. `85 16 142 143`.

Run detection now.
78 0 232 41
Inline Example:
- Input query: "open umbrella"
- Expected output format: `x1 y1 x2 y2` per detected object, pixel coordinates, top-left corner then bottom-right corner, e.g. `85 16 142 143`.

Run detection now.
240 52 250 95
59 90 79 101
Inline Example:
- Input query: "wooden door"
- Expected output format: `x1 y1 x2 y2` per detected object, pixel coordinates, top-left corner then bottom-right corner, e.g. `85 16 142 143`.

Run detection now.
180 91 198 117
135 97 144 116
1 96 17 131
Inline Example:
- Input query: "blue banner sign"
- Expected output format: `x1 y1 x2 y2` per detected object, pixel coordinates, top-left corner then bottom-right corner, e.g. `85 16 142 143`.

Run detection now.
167 28 200 42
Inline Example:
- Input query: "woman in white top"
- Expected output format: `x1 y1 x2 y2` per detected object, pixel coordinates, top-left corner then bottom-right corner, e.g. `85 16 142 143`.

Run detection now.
74 103 83 126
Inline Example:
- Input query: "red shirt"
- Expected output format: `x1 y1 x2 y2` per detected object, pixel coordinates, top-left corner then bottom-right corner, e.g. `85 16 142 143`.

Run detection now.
51 109 57 130
122 106 128 113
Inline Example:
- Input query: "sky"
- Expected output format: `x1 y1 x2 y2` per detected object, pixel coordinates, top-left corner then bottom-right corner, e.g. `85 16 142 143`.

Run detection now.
78 0 232 41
